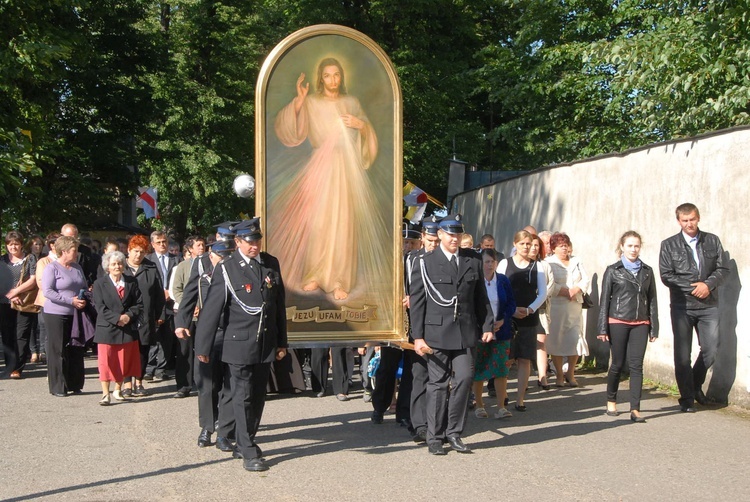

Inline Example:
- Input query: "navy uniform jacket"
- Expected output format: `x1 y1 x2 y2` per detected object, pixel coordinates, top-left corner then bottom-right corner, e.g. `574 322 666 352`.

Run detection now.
194 251 287 365
92 274 143 345
409 247 493 350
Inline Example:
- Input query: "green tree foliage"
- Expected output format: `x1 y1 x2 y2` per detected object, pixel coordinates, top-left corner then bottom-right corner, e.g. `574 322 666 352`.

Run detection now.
589 0 750 143
139 1 279 239
1 0 162 234
476 0 750 170
3 0 749 235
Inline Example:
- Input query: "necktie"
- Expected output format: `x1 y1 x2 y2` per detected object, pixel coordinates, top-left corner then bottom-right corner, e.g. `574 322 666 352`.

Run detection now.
160 255 168 284
689 237 701 272
116 285 125 299
450 255 458 273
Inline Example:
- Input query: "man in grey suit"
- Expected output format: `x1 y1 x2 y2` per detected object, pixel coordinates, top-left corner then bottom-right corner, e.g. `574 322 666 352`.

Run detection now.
409 214 494 455
194 218 287 472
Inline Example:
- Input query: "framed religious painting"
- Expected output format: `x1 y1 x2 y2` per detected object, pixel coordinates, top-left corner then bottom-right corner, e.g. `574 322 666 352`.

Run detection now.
256 24 404 344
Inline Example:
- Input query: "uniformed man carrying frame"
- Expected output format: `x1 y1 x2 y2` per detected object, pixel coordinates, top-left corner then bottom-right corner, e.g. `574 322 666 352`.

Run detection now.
194 218 288 472
409 214 494 455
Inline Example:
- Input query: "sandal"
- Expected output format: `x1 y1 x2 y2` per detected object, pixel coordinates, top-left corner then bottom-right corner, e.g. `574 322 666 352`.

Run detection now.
474 407 488 419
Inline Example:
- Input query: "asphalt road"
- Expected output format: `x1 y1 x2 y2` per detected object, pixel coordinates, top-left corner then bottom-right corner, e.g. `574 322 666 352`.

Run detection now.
1 356 749 501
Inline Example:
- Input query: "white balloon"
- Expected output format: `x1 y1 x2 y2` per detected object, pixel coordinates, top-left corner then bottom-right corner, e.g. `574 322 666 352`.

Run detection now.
233 174 255 198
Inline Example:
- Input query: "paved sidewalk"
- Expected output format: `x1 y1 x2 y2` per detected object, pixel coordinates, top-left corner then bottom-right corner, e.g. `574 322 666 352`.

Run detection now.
1 357 749 501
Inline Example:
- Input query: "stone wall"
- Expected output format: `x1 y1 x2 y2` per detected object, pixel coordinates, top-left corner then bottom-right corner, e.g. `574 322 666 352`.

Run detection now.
452 127 749 407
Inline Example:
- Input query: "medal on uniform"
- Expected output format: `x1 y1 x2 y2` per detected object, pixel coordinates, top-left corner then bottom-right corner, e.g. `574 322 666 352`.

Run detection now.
245 283 252 293
265 275 273 289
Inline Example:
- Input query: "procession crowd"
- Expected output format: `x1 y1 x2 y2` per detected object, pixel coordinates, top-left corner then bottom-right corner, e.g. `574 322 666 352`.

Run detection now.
0 202 729 469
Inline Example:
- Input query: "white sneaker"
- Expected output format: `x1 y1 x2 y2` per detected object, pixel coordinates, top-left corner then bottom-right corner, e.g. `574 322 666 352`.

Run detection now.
494 408 512 419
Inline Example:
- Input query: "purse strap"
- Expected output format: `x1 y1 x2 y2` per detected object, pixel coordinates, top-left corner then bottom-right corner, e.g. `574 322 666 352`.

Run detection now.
16 257 28 287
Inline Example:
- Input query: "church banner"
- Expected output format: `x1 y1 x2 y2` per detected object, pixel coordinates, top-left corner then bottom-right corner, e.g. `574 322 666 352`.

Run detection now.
256 25 404 343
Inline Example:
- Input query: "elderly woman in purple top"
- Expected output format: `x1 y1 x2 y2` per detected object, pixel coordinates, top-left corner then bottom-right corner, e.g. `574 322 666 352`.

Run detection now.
41 235 88 397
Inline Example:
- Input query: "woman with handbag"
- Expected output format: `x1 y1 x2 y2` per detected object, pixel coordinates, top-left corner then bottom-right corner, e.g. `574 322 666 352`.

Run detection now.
545 232 591 387
41 235 88 396
597 231 658 422
1 231 39 379
93 251 143 405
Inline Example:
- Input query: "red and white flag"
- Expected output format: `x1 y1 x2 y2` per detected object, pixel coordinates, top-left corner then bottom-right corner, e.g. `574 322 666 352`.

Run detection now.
136 187 159 219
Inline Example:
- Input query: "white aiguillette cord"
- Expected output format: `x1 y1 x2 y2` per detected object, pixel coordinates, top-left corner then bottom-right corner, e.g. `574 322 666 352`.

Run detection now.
221 264 265 340
418 258 457 308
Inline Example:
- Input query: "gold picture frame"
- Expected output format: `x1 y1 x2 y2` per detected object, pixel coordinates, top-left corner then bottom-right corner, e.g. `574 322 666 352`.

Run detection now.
256 25 404 344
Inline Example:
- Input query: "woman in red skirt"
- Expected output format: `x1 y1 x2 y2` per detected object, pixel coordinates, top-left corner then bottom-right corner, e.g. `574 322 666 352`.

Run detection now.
93 251 143 405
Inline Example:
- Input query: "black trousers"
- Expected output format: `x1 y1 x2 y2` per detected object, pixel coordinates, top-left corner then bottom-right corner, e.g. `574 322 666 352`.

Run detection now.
331 347 351 396
195 329 234 436
425 347 474 445
146 315 175 377
371 347 411 422
606 323 649 411
174 324 194 391
310 348 329 393
671 306 720 407
372 347 400 413
228 361 271 460
14 311 35 372
44 313 85 394
409 351 428 433
1 303 19 373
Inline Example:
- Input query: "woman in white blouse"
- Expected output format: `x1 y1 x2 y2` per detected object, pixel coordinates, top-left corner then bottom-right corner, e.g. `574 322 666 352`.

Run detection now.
544 232 590 387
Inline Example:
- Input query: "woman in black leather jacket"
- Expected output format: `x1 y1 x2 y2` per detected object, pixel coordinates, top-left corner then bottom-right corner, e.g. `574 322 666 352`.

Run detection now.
597 231 658 422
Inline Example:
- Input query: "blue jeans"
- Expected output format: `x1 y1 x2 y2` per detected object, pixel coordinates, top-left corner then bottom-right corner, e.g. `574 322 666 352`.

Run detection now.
671 307 719 407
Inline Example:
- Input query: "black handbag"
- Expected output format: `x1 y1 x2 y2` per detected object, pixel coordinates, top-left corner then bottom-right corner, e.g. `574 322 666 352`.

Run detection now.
581 292 594 309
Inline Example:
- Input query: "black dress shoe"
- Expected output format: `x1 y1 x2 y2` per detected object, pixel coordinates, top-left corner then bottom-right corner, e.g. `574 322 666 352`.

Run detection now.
397 418 412 429
427 442 446 455
233 445 264 459
681 405 697 413
630 412 646 423
51 392 67 397
412 428 427 444
537 380 551 390
173 388 191 398
446 436 472 453
605 410 618 417
197 428 212 447
142 374 154 381
371 411 384 424
695 390 708 406
216 436 235 452
243 457 269 472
